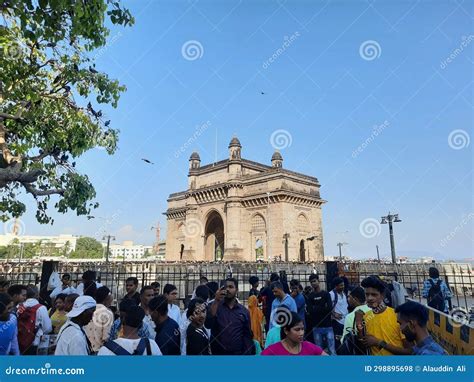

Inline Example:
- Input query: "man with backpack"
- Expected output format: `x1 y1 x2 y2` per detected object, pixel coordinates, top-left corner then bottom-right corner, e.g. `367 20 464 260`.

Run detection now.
55 295 96 355
329 277 348 349
98 305 162 356
17 285 52 355
422 267 452 313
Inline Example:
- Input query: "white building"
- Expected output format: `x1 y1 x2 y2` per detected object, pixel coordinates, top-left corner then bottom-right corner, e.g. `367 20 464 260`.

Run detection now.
0 234 78 253
107 241 154 259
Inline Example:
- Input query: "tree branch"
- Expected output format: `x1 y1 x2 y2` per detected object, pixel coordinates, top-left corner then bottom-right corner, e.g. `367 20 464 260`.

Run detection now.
23 183 65 197
0 112 23 121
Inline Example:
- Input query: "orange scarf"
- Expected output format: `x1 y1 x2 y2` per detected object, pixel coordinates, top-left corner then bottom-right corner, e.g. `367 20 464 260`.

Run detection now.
248 295 264 347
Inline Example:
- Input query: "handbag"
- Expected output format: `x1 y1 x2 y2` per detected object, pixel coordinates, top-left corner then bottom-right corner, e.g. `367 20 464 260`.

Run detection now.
337 314 368 355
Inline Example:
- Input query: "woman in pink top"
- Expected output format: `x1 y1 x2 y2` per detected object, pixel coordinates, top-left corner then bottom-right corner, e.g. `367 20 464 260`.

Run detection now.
262 311 326 356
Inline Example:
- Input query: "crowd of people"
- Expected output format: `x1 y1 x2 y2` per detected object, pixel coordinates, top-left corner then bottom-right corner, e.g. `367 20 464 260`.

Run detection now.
0 267 450 356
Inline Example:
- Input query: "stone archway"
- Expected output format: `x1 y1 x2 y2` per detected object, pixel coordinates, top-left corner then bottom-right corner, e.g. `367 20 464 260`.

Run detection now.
204 211 225 261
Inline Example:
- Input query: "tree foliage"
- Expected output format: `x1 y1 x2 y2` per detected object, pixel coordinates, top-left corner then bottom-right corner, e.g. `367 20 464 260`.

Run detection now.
0 0 134 223
69 236 103 258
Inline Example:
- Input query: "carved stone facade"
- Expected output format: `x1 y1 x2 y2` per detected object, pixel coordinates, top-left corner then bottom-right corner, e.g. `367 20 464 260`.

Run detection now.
165 137 326 262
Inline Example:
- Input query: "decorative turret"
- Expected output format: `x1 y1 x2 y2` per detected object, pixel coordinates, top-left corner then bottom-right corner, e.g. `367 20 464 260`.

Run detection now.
271 150 283 168
228 136 242 161
189 151 201 170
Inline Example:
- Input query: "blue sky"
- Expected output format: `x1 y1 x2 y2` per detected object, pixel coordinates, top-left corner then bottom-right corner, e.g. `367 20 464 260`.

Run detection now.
13 0 473 260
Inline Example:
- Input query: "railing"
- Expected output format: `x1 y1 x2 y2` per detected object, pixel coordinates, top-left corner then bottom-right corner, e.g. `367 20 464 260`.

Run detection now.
0 260 472 311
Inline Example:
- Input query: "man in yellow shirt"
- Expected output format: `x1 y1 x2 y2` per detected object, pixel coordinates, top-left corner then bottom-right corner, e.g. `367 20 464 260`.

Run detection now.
357 276 413 355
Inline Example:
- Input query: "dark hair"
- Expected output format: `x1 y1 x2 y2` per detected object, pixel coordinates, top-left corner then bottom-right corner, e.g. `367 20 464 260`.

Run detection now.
140 285 154 295
83 280 97 298
225 277 238 289
270 273 280 282
289 279 300 288
199 276 209 283
7 284 26 297
428 267 440 279
206 282 218 299
270 281 283 291
395 301 429 327
0 293 12 314
280 311 303 339
82 270 96 281
55 293 67 302
150 282 160 289
186 298 206 319
309 274 319 282
195 285 209 301
126 277 138 285
119 298 137 313
26 284 38 299
163 284 177 295
332 277 344 288
361 276 386 294
96 286 111 304
62 273 71 280
65 293 79 305
149 295 168 316
249 276 259 285
0 279 10 288
349 286 366 303
124 306 145 328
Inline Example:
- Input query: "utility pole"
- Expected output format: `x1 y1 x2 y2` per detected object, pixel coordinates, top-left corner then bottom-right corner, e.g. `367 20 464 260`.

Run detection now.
380 213 402 264
283 233 290 262
103 235 115 263
376 245 381 263
267 192 271 261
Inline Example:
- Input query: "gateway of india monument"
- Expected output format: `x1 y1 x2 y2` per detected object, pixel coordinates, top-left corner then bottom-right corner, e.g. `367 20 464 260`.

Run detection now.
165 137 326 262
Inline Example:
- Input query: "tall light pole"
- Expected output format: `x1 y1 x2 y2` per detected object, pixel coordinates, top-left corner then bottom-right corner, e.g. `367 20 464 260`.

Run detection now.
376 245 381 264
336 242 348 260
380 213 402 264
306 235 317 261
103 235 115 263
283 233 290 262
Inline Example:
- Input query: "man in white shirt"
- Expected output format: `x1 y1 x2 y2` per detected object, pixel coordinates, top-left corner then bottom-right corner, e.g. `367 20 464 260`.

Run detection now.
98 305 161 356
55 295 96 355
329 277 349 344
75 270 103 295
139 286 156 339
18 285 52 355
163 283 181 325
50 273 76 299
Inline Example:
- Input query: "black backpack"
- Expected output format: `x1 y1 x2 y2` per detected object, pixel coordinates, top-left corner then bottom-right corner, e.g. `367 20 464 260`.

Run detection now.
427 279 444 311
103 338 152 355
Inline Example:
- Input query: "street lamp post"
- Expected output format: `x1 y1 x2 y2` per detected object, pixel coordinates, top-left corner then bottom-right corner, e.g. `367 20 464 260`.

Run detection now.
306 235 317 261
267 192 271 261
283 233 290 262
103 235 115 263
380 213 402 264
336 242 348 260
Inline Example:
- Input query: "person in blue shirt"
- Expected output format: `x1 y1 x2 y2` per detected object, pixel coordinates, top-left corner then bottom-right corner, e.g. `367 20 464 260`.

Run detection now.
269 281 297 329
149 295 180 355
395 301 447 355
289 279 306 327
0 293 19 355
422 267 452 313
